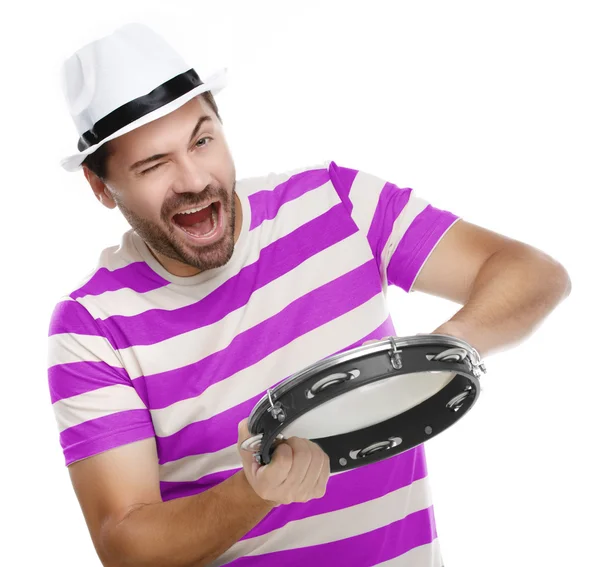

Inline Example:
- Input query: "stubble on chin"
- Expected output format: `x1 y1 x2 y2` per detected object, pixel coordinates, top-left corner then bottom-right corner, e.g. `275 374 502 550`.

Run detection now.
117 190 238 273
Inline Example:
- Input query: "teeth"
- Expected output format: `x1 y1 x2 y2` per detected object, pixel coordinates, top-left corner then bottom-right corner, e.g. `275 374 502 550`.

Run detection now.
201 204 219 237
177 204 213 215
207 206 218 235
178 202 219 238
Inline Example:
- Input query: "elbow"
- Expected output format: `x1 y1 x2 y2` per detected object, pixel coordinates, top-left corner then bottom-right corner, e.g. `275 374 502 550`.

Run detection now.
550 260 572 300
541 263 572 311
561 265 572 298
97 515 209 567
97 509 154 567
561 270 572 299
97 521 137 567
526 244 572 301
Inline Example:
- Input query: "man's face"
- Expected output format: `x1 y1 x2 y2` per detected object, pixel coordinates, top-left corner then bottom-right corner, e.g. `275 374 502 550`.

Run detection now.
96 95 238 276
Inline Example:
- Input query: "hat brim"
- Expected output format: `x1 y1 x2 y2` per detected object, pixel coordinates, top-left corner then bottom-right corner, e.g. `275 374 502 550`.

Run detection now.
60 67 228 172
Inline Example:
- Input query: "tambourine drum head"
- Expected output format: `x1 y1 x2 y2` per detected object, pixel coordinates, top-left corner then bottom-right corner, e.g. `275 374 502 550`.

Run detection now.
281 369 457 439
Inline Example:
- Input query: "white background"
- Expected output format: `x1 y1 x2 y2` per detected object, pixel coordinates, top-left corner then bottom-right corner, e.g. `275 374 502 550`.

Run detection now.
0 1 597 565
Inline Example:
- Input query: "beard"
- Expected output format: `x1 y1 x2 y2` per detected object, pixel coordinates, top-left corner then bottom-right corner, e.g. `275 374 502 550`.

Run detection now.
114 181 237 273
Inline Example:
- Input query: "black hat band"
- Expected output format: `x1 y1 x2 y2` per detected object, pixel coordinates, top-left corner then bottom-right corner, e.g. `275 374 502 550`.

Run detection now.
77 68 203 152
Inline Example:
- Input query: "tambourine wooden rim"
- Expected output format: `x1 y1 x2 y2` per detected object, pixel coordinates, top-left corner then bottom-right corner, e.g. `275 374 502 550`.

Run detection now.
242 334 486 472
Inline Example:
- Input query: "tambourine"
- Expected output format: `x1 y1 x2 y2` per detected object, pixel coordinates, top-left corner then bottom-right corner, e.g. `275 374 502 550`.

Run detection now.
241 334 486 472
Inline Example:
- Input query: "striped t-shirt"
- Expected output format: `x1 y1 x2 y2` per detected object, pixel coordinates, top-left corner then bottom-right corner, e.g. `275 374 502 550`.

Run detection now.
47 160 460 566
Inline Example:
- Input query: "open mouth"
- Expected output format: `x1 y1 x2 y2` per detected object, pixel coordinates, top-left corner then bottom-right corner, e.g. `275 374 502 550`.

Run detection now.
171 201 222 240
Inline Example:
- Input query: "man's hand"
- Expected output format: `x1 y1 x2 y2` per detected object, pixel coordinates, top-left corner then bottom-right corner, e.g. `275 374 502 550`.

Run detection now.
237 419 330 507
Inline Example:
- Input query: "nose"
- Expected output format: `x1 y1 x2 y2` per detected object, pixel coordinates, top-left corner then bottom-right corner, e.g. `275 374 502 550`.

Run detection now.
172 154 212 194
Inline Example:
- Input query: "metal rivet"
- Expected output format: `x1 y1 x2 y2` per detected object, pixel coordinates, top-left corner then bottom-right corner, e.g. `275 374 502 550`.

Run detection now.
425 426 433 435
339 458 347 466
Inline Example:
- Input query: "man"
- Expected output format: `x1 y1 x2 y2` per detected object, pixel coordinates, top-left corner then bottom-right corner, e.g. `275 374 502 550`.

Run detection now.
48 23 571 567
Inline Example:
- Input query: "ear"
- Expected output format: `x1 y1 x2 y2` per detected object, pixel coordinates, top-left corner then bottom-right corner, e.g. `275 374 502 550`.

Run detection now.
82 165 117 209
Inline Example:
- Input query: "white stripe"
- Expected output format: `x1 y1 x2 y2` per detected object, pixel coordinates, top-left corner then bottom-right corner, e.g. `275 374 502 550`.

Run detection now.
78 179 339 318
53 384 147 432
380 192 430 289
59 239 136 299
347 170 387 236
374 539 443 567
240 160 330 195
97 234 143 271
48 332 124 368
160 443 240 483
120 230 372 381
150 293 388 438
210 476 433 566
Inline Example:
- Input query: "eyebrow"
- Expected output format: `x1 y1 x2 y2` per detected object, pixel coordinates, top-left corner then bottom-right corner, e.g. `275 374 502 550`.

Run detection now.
128 115 213 172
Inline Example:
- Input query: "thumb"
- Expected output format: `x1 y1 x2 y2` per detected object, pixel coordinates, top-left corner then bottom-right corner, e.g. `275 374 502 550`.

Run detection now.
237 418 251 444
237 418 260 470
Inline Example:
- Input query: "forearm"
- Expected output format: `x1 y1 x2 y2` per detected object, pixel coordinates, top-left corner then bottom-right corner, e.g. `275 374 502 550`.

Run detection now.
101 470 274 567
433 244 571 357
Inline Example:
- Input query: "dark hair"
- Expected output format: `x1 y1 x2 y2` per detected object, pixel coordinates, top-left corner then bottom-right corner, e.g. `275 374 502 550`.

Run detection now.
82 91 222 180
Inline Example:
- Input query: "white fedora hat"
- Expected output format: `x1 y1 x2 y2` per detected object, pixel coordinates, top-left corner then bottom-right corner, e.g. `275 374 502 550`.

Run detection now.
59 22 228 172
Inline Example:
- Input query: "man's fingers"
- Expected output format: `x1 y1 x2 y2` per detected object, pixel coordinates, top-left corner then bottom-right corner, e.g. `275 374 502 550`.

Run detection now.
282 437 313 488
314 450 331 498
237 413 332 505
256 441 293 486
237 418 251 443
299 442 326 494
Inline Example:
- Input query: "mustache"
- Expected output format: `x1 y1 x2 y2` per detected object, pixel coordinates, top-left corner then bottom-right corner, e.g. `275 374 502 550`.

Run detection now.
162 186 231 218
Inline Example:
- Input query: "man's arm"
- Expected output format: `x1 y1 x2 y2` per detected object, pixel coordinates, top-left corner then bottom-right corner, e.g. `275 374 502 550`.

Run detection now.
411 219 571 356
69 421 329 567
70 437 270 567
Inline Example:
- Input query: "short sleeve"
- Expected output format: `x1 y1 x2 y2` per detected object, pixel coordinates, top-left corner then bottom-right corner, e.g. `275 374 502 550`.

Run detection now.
328 160 461 293
47 297 155 466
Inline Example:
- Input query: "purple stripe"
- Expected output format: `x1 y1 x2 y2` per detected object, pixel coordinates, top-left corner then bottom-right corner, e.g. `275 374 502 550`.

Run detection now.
48 300 103 337
161 468 239 501
156 316 397 464
70 262 170 299
226 505 437 567
367 183 412 270
49 360 131 403
388 206 459 292
61 410 155 466
101 203 356 350
243 447 428 540
248 168 330 230
157 396 260 464
328 160 359 215
140 260 382 411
